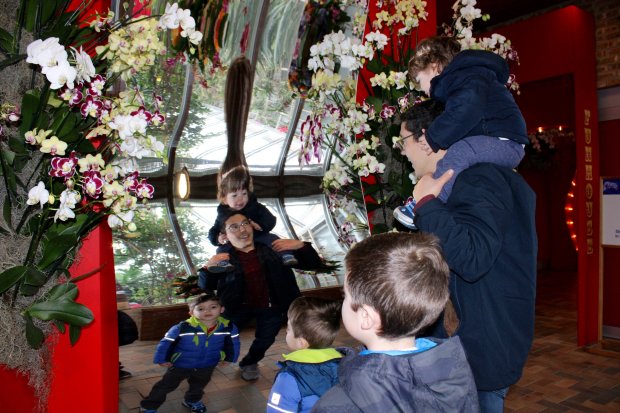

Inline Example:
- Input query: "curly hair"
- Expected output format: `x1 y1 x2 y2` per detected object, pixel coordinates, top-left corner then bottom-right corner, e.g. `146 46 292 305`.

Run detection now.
408 36 461 81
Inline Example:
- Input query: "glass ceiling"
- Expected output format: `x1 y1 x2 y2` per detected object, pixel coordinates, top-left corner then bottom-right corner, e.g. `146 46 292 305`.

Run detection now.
113 0 369 306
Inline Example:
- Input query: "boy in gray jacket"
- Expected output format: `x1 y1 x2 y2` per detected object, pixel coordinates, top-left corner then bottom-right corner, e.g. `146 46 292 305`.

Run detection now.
312 232 479 413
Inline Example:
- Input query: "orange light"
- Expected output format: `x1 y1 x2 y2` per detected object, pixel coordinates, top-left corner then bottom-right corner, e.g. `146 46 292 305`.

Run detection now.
538 127 543 133
558 125 563 131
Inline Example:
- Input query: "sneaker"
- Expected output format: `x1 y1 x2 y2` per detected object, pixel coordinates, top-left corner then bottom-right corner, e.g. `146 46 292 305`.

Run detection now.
140 408 157 413
119 369 132 379
206 260 234 273
281 253 298 266
393 198 417 230
240 363 259 381
182 400 207 413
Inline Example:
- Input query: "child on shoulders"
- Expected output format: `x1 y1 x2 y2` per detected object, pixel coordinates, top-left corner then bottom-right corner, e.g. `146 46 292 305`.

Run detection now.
394 35 528 229
140 293 240 413
311 232 479 413
207 165 297 272
267 296 342 413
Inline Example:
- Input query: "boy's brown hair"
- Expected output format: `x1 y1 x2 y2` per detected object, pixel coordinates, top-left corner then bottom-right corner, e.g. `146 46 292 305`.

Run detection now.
189 292 221 311
217 165 253 202
287 296 342 349
408 35 461 81
344 232 450 339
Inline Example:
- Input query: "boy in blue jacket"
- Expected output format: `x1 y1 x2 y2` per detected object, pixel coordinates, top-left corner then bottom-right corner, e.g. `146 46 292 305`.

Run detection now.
394 35 528 229
267 296 342 413
140 293 240 413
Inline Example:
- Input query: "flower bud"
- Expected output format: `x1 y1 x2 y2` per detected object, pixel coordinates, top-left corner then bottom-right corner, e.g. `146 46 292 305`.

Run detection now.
128 222 137 232
48 194 56 204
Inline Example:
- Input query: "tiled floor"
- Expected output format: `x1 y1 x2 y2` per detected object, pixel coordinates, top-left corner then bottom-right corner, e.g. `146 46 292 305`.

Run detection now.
119 271 620 412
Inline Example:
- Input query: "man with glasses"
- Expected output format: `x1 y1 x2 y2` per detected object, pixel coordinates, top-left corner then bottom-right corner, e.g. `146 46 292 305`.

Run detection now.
198 211 322 381
399 99 537 412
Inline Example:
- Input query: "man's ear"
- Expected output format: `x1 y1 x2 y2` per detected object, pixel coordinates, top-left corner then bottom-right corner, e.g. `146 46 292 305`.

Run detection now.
359 304 381 332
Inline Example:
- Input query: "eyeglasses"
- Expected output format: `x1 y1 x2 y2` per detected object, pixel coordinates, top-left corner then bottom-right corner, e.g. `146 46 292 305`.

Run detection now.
393 132 416 151
226 220 251 233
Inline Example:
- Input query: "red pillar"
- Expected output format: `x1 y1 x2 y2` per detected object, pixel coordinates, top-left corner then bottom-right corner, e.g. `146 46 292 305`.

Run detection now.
47 224 118 413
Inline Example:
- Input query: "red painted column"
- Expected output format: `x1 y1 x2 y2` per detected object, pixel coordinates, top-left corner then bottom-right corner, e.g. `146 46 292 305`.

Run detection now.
496 6 600 345
47 224 118 413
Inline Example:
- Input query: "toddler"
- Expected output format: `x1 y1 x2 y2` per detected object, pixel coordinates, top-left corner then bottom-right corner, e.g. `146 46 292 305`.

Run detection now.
140 293 240 413
267 296 342 413
208 165 297 272
394 35 528 229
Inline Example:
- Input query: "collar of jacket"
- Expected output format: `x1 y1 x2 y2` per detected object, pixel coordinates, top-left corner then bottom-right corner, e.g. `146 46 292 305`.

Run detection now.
282 348 342 364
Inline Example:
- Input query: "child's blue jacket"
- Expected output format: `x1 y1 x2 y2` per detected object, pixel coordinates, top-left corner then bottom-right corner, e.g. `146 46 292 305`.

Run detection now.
267 348 342 413
153 316 240 369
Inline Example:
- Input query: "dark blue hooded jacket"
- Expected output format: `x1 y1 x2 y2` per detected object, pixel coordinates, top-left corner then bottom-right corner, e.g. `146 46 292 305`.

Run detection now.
426 50 528 152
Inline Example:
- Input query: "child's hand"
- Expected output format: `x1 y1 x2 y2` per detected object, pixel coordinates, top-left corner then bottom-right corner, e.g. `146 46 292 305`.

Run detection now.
219 361 229 367
418 134 433 155
217 233 228 245
159 362 173 367
250 220 262 231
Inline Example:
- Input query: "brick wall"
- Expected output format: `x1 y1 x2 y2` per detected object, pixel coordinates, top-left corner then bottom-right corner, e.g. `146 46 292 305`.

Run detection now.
579 0 620 88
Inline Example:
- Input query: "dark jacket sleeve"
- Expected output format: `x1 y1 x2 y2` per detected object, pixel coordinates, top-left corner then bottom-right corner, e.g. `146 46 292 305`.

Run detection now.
208 203 229 246
292 243 323 271
426 72 492 151
244 194 277 232
198 268 218 291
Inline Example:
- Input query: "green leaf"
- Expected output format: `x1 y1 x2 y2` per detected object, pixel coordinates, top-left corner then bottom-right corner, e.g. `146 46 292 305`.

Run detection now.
47 283 78 301
2 196 12 231
27 300 94 326
20 283 40 296
25 314 45 349
1 149 15 164
38 234 78 269
24 0 40 32
8 136 27 154
19 90 41 136
54 320 66 333
24 267 47 287
0 266 28 294
0 27 13 54
69 324 82 345
365 202 381 212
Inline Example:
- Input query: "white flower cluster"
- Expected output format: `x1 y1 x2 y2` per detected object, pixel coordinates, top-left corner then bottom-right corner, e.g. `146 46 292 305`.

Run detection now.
369 71 408 90
322 135 384 191
96 18 166 81
308 31 373 74
157 2 204 45
449 0 519 90
26 38 95 90
373 0 428 35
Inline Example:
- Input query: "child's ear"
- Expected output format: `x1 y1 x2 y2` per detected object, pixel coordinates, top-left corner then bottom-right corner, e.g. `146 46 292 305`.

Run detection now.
219 306 225 314
360 305 381 332
297 337 310 350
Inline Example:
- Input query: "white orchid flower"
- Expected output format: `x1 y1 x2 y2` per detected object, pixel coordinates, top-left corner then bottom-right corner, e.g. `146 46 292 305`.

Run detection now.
26 182 50 209
71 46 96 83
44 60 77 90
159 2 180 29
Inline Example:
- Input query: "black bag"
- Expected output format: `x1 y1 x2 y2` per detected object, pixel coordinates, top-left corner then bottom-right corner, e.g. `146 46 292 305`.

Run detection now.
118 310 138 346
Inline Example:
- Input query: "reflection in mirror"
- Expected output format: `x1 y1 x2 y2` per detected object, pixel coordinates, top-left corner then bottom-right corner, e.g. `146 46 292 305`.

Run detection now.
112 0 372 308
